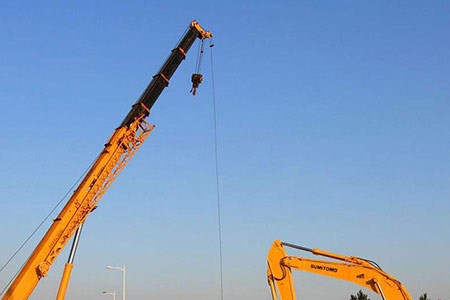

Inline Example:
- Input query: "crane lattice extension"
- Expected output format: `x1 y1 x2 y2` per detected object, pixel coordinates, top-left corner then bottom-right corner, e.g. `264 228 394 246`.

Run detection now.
39 110 155 278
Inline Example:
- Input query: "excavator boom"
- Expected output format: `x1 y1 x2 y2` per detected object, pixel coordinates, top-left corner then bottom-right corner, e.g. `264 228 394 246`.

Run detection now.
267 240 412 300
2 21 211 300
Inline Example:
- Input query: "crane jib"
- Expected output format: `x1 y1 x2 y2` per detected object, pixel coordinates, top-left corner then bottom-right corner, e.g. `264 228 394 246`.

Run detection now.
120 25 201 128
1 21 211 300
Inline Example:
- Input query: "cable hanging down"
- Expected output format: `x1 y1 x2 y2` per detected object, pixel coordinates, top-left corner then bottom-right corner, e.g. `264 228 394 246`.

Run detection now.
209 37 224 300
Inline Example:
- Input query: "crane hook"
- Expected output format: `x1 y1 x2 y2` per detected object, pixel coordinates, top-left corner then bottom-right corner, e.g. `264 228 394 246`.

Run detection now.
190 73 203 95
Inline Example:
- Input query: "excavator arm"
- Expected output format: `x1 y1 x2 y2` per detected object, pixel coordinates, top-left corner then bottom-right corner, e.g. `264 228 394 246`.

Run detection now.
2 21 211 300
267 240 412 300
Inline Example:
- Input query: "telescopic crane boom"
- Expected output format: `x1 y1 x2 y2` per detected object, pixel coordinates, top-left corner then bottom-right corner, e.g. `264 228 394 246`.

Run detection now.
2 21 211 300
267 240 412 300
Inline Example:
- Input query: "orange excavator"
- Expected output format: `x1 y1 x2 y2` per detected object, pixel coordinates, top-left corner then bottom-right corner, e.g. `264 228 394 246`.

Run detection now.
1 21 211 300
267 240 412 300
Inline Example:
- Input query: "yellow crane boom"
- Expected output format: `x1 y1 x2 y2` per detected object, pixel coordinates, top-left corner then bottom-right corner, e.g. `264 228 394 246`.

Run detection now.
267 240 412 300
2 21 211 300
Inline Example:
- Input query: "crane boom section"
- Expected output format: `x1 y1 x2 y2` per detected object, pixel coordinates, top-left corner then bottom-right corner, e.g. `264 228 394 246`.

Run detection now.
267 240 412 300
2 21 211 300
120 21 211 127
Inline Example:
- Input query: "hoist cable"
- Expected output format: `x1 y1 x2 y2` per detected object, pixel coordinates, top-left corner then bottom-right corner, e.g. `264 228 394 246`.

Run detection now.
195 40 201 73
209 39 224 300
199 40 205 73
195 40 205 74
0 158 96 296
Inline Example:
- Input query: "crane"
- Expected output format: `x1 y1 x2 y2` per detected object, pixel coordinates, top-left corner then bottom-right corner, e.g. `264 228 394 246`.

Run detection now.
1 21 212 300
267 240 412 300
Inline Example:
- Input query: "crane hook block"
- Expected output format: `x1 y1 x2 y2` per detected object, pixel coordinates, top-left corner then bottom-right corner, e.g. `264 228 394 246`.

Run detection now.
190 73 203 95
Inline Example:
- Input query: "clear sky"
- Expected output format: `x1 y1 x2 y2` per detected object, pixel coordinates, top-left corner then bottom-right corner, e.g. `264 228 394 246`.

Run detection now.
0 1 449 300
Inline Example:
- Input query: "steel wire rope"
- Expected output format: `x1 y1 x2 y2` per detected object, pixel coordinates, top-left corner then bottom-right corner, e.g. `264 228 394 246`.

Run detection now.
0 157 96 296
209 38 224 300
195 39 205 74
195 39 202 73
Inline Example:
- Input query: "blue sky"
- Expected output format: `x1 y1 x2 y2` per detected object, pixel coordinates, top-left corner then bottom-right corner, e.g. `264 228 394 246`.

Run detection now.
0 1 449 300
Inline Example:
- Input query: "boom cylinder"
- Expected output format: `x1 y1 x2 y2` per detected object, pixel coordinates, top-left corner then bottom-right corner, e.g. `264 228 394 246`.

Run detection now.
55 224 83 300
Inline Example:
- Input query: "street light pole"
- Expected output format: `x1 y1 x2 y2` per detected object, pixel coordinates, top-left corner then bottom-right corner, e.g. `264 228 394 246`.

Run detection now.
106 265 125 300
122 265 125 300
102 290 116 300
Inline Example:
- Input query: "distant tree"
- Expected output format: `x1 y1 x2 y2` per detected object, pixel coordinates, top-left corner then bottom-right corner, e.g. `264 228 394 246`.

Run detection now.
420 293 431 300
350 290 370 300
